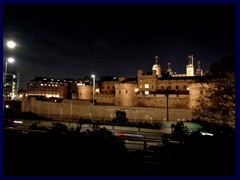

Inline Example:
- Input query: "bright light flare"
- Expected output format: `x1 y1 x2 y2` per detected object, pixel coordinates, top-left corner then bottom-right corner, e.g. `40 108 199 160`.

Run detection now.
200 131 213 136
134 88 139 93
14 121 23 124
7 57 15 63
7 40 16 49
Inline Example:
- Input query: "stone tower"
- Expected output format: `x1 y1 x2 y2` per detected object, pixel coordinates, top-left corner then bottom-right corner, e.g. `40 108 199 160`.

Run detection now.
167 62 172 76
196 61 203 76
152 55 162 77
186 55 194 76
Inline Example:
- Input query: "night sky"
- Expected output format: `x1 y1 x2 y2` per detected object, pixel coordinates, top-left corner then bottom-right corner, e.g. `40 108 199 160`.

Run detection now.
3 4 235 89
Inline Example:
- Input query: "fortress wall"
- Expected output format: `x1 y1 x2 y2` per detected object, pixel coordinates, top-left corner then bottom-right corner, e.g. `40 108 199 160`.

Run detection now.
95 94 115 105
134 94 189 108
22 98 193 122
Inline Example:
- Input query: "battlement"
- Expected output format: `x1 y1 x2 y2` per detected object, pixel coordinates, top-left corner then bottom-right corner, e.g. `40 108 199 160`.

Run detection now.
115 83 137 89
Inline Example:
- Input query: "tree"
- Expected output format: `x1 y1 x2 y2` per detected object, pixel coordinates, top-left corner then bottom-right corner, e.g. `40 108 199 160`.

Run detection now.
170 121 190 142
29 122 48 131
50 122 69 134
112 110 128 125
193 72 235 125
209 56 235 76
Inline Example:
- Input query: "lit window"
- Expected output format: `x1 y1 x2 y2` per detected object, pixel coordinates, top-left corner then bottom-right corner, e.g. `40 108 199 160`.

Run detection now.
40 84 43 86
145 84 149 88
96 88 100 93
145 91 149 95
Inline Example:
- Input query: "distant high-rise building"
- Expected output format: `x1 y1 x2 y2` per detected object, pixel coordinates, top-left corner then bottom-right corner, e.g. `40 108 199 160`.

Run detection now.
3 71 20 100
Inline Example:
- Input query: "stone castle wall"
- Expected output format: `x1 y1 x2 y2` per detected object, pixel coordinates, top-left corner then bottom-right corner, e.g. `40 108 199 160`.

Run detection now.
95 91 189 108
22 98 193 122
134 94 189 108
95 94 115 105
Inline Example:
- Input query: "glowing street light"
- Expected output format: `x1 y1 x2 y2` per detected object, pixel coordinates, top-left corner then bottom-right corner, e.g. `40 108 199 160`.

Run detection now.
7 57 15 63
6 40 16 49
91 75 95 106
3 40 16 102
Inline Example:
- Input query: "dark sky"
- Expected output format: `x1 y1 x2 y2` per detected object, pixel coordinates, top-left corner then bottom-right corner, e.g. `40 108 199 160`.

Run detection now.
3 4 235 89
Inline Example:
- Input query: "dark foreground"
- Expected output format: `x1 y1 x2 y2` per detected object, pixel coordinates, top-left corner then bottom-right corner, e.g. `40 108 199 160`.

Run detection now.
4 128 235 176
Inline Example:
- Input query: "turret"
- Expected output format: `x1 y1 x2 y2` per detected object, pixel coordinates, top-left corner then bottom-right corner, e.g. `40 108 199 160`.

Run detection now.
186 55 194 76
196 61 203 76
167 62 172 76
152 55 162 77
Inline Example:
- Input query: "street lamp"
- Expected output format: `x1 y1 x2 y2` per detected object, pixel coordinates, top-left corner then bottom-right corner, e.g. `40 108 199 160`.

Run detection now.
6 40 16 49
4 57 15 100
166 87 169 122
91 74 95 106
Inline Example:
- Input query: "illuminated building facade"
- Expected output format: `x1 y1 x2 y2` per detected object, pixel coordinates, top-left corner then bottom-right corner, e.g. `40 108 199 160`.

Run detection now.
27 77 68 99
77 55 205 109
27 55 205 109
3 71 20 100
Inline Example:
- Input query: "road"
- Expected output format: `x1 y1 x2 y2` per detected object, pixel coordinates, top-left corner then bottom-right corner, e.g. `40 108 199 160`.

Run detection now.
9 119 167 150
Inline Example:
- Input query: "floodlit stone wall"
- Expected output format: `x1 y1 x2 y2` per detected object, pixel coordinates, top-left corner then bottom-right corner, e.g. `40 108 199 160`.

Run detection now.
22 98 193 122
134 94 189 108
115 83 138 106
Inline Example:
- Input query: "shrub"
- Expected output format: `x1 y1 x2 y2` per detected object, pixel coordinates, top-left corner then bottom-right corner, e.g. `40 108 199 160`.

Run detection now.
112 110 128 125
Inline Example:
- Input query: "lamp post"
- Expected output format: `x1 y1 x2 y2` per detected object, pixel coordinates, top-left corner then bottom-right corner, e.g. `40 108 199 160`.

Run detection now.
4 57 15 100
166 87 169 122
91 75 95 106
4 40 16 101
